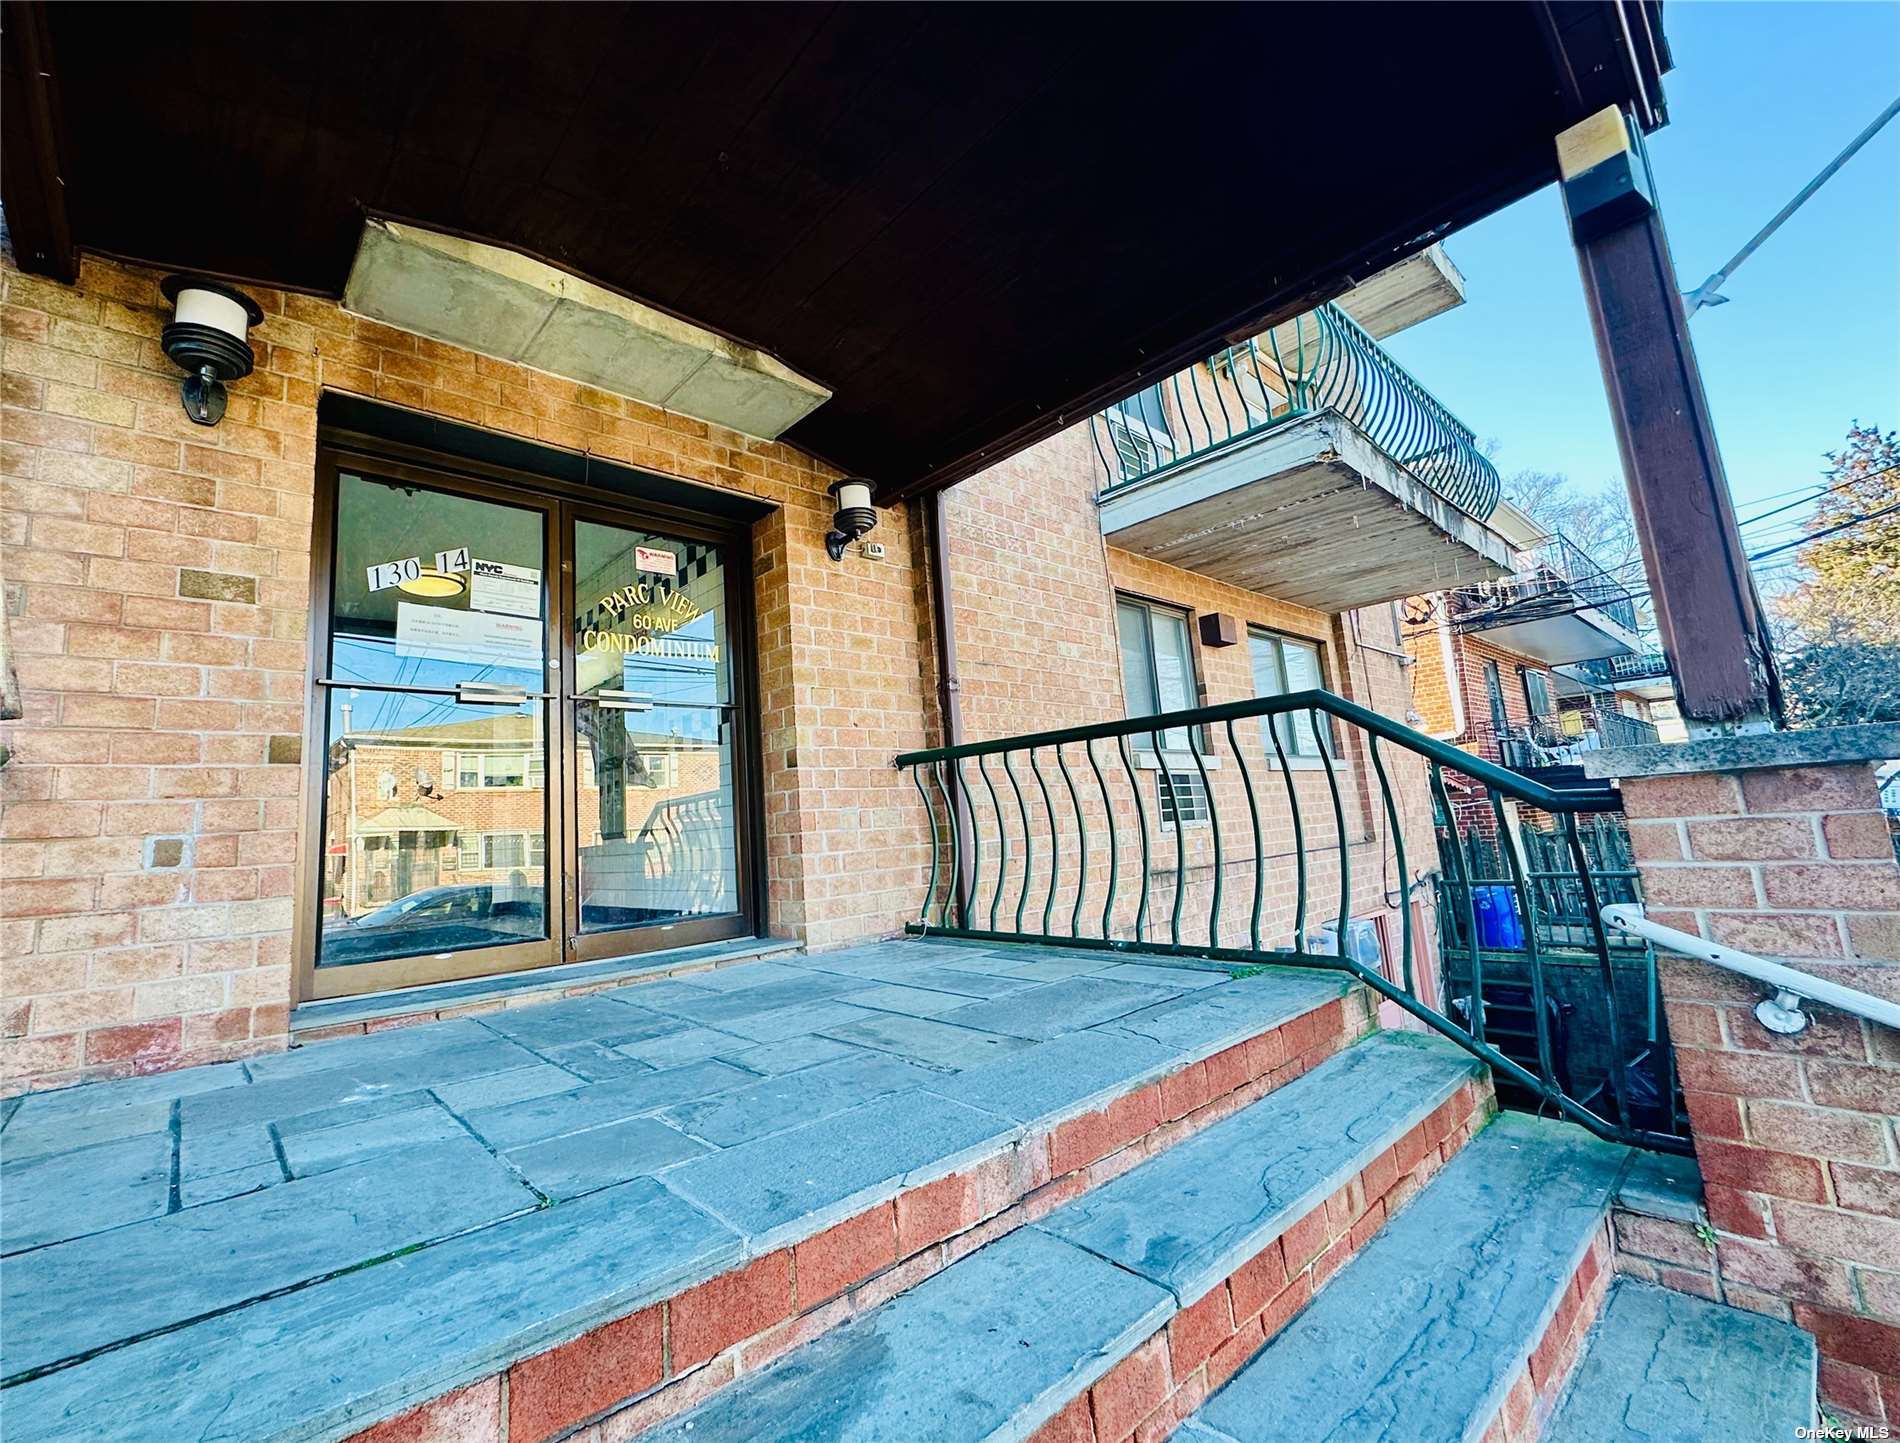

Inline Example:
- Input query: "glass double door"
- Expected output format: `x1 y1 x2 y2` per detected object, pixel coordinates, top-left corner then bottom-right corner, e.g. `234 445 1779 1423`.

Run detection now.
309 454 751 998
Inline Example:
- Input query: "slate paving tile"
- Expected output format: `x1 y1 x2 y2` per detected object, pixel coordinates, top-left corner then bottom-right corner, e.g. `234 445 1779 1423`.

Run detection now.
957 954 1116 981
430 1062 584 1114
1103 969 1350 1058
837 981 991 1018
604 979 722 1010
922 1029 1178 1125
270 1089 437 1139
716 1035 861 1076
0 1134 535 1380
819 1011 1032 1071
0 1177 741 1443
177 1120 278 1183
504 1117 710 1199
615 1026 750 1068
1089 961 1226 990
242 1020 494 1081
662 1052 940 1147
932 977 1179 1041
4 1061 247 1127
478 997 679 1052
178 1161 283 1209
643 1228 1172 1443
0 1131 173 1254
176 1037 545 1134
1039 1034 1478 1303
883 966 1045 999
702 1000 883 1044
679 961 819 992
1193 1114 1629 1443
539 1040 657 1082
279 1102 466 1178
0 1100 172 1164
463 1060 756 1151
661 1091 1018 1246
638 975 862 1029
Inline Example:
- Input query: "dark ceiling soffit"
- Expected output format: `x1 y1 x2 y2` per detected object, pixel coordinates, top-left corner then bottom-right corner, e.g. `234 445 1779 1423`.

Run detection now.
878 0 1672 506
876 159 1528 506
316 392 776 525
1 0 77 282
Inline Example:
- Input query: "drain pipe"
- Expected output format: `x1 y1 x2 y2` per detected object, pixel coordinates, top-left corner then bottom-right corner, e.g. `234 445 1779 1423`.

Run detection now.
926 489 973 924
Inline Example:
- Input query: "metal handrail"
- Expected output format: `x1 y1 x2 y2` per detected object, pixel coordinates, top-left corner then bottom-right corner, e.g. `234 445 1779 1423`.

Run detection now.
1603 905 1900 1035
1089 303 1502 521
895 689 1689 1154
1454 533 1640 634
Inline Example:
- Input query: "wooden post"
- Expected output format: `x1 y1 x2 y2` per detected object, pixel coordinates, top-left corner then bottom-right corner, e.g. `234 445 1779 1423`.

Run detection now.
1559 108 1779 732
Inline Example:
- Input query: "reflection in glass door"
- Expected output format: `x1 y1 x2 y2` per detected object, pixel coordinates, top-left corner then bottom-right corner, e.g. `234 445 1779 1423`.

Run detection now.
311 469 557 996
566 517 744 958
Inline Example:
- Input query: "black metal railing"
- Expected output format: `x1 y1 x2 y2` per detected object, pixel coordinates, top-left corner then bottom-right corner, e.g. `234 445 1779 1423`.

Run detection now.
1431 817 1679 1139
1478 707 1662 770
894 689 1689 1154
1453 532 1639 635
1089 304 1502 521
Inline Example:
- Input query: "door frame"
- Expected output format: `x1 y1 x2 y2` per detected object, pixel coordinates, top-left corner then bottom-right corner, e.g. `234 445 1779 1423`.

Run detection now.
558 496 762 965
295 438 767 1004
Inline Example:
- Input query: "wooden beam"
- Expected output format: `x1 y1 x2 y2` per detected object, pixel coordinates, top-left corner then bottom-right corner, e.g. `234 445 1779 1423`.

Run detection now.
1562 110 1779 728
1 0 76 282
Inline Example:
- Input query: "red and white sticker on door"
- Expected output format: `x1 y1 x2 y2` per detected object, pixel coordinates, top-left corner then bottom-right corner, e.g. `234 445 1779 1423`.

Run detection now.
634 546 678 576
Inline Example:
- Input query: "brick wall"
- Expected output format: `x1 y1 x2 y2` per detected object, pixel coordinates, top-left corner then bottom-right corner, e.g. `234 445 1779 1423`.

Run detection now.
941 440 1441 987
1 250 933 1091
1620 760 1900 1430
3 244 1454 1096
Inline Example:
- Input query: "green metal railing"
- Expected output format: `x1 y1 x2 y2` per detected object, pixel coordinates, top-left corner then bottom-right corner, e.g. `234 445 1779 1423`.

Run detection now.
1090 303 1502 521
894 689 1689 1154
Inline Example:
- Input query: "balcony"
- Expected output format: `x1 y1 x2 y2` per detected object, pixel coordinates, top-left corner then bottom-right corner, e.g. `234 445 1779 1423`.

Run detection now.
1484 706 1661 779
1556 651 1674 702
1449 533 1640 665
1093 304 1514 613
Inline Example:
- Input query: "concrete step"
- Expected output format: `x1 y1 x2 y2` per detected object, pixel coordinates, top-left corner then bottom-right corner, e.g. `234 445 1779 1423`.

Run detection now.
0 944 1366 1443
641 1030 1487 1443
1541 1278 1816 1443
1185 1111 1629 1443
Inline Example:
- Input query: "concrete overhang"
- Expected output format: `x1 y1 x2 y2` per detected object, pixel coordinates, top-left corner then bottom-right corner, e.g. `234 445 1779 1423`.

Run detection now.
342 221 831 441
1098 412 1514 613
1468 608 1640 667
1333 245 1468 340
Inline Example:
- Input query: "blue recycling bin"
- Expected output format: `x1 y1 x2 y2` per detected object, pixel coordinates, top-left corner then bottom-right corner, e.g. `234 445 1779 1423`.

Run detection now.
1472 884 1524 949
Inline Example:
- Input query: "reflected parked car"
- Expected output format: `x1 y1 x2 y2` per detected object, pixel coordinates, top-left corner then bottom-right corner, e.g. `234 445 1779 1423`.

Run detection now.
319 885 545 967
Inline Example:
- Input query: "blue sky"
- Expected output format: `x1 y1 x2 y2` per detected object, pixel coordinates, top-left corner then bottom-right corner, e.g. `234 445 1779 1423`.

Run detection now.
1382 1 1899 565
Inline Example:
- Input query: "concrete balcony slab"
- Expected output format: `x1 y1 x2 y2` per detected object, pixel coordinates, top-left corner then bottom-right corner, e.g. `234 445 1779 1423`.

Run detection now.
1099 413 1515 612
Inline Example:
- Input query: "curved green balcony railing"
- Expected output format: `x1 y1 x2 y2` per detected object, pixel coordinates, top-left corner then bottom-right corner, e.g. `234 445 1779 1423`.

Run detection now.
1090 303 1503 522
894 688 1687 1156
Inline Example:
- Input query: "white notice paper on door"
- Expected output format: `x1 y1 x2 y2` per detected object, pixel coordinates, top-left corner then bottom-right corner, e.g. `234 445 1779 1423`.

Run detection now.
469 559 541 618
394 602 542 668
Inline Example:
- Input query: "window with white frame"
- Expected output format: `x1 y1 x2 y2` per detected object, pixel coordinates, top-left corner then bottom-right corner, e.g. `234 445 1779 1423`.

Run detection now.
1117 597 1198 755
1249 629 1334 760
456 751 542 790
457 832 548 871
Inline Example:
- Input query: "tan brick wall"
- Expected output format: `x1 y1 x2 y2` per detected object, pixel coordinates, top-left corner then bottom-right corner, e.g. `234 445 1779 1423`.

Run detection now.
3 246 1456 1095
1621 761 1899 1429
1 251 933 1091
940 435 1441 996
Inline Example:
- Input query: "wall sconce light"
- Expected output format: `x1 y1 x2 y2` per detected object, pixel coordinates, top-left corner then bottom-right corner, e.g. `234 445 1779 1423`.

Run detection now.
160 275 264 426
825 478 878 561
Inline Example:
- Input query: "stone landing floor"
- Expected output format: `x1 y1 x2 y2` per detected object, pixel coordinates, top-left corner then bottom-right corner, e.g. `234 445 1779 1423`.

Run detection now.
0 935 1347 1420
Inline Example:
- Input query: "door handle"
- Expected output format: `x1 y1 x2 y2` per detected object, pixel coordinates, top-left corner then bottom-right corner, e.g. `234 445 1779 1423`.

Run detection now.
591 690 653 712
456 682 529 707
